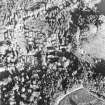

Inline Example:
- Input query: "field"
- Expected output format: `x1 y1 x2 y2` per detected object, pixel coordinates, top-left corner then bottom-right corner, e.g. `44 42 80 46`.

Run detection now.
58 88 105 105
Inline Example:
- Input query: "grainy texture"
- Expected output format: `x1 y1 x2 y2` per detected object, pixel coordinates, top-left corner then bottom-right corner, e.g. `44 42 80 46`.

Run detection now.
0 0 105 105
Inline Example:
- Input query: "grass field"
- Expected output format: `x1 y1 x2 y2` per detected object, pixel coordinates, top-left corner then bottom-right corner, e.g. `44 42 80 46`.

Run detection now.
58 88 105 105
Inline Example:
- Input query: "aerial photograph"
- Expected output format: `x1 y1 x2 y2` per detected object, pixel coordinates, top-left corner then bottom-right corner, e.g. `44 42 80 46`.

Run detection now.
0 0 105 105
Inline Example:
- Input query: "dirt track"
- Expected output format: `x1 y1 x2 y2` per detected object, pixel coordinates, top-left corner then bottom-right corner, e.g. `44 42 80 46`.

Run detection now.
54 85 105 105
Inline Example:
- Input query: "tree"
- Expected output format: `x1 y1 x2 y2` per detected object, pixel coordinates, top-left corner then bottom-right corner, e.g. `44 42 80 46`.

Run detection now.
1 0 105 105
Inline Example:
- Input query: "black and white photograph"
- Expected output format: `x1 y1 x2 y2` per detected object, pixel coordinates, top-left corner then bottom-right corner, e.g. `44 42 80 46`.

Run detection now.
0 0 105 105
